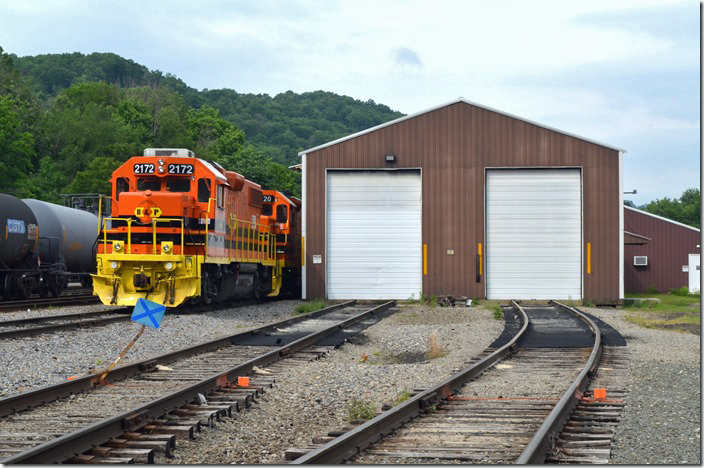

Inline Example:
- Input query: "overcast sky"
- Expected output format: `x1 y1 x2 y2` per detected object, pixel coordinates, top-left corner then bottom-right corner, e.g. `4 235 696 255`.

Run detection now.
0 0 699 203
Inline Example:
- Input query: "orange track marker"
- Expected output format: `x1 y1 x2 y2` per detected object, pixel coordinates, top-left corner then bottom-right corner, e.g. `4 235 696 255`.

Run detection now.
237 376 250 387
593 388 607 399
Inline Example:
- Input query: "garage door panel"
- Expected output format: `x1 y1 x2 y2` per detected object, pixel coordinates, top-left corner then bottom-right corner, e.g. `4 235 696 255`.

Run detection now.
327 171 421 300
487 169 581 300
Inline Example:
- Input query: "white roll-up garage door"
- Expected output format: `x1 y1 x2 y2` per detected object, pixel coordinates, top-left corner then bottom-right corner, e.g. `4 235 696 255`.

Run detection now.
327 170 422 299
486 169 582 300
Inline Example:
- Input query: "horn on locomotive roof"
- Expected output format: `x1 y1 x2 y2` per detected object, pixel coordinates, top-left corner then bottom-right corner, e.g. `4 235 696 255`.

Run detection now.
143 148 195 158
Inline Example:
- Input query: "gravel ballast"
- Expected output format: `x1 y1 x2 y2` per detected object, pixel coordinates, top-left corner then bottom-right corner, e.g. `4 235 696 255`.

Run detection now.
0 301 699 464
581 306 700 465
0 300 301 396
164 304 504 464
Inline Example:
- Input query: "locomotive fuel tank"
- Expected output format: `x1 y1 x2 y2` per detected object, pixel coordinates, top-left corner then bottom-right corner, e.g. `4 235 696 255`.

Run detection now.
0 194 38 268
22 199 99 273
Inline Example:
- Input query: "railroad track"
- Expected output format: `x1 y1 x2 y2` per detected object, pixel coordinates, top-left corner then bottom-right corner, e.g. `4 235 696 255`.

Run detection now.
288 300 629 464
0 300 397 464
0 309 133 339
0 292 99 311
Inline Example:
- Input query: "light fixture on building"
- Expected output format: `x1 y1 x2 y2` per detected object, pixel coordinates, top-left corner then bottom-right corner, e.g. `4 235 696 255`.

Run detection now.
623 189 637 194
385 154 396 163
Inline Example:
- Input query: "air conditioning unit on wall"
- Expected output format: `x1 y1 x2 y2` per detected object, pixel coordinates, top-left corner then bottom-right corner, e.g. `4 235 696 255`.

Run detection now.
634 256 648 266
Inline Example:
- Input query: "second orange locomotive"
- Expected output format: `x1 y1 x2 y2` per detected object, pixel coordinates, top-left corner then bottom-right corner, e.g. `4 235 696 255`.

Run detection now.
93 148 301 307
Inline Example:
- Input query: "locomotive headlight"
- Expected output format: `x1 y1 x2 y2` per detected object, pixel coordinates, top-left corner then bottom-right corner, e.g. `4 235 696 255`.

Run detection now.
158 166 165 173
158 159 165 166
161 241 173 254
113 241 122 252
110 261 119 270
165 262 174 271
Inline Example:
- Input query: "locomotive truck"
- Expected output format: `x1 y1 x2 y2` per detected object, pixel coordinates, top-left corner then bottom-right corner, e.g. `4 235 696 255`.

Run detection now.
92 148 301 307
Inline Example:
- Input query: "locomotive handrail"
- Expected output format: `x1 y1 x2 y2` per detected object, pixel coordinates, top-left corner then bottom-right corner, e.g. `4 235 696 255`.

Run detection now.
100 217 185 255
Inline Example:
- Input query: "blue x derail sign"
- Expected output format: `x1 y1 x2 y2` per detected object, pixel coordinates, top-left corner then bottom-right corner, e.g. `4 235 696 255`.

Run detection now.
132 298 166 328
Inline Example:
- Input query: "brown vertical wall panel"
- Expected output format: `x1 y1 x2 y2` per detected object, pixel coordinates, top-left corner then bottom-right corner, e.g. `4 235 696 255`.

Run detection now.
305 101 622 301
624 207 700 293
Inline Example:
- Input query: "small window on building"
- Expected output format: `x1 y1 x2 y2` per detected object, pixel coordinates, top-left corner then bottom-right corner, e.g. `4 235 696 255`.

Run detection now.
261 204 273 216
167 178 190 192
217 185 224 209
137 178 161 191
198 178 211 203
115 177 129 201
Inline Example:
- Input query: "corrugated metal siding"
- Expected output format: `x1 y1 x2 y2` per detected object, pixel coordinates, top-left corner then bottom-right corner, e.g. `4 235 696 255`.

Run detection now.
305 101 621 301
624 207 701 293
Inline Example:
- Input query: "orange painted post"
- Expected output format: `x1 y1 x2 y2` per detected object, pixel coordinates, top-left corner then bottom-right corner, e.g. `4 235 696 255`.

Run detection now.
478 243 483 276
423 244 428 275
587 242 591 274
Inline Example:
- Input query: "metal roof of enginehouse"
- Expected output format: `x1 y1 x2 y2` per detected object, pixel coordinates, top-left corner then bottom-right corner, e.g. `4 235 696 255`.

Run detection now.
299 97 626 156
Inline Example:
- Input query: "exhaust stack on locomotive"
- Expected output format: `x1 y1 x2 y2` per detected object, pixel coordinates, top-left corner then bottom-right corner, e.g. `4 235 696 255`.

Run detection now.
92 148 301 307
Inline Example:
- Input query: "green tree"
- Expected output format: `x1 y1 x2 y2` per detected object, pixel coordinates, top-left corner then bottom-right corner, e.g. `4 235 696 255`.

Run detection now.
643 188 700 229
64 156 121 194
0 95 34 194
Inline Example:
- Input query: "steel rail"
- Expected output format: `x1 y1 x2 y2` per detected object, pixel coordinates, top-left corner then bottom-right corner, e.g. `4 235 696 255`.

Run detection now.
0 309 118 327
1 300 395 464
514 300 602 464
292 301 530 465
0 300 357 418
0 314 132 339
0 294 98 311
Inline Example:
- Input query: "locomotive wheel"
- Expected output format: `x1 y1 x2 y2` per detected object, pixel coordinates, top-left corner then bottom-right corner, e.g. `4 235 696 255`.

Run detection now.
4 275 17 300
39 278 49 298
19 279 33 300
252 273 261 299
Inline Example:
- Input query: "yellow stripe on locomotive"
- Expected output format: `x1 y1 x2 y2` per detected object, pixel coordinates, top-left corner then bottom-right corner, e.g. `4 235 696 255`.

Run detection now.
92 148 300 307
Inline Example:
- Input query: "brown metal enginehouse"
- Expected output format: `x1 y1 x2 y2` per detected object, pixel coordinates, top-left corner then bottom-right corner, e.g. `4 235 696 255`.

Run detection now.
301 98 625 302
624 206 701 293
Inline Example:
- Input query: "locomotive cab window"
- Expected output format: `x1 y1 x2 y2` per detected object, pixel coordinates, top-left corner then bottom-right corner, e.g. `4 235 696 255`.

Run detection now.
166 178 190 192
137 178 161 191
198 178 211 203
115 177 129 201
262 204 273 216
276 204 288 223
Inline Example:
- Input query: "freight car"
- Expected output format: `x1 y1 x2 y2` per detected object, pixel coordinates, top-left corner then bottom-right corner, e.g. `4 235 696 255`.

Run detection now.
0 194 100 299
92 148 301 307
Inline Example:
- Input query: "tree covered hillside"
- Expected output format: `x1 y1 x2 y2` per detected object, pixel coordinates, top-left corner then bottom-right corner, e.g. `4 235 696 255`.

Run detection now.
13 51 403 166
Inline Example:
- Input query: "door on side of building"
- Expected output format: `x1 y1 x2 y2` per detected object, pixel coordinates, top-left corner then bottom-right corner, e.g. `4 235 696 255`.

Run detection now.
486 168 582 300
326 170 422 300
688 254 700 293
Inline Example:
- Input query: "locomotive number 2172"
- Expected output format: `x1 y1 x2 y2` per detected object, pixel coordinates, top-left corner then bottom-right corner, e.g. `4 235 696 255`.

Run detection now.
168 164 194 174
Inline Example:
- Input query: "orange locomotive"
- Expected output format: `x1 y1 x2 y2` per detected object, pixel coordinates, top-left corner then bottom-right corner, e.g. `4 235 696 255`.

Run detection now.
92 148 301 307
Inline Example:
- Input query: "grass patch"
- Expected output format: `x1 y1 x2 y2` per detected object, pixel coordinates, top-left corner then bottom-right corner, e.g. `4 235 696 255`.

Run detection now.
293 298 329 315
345 398 376 422
492 305 503 320
393 389 413 406
623 292 700 334
426 332 447 359
420 293 438 308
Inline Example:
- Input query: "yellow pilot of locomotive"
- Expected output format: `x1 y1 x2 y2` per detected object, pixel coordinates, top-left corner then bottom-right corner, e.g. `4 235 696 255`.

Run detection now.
93 148 301 307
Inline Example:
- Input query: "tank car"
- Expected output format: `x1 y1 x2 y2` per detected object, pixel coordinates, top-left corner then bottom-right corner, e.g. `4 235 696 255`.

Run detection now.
0 194 99 299
93 148 301 307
